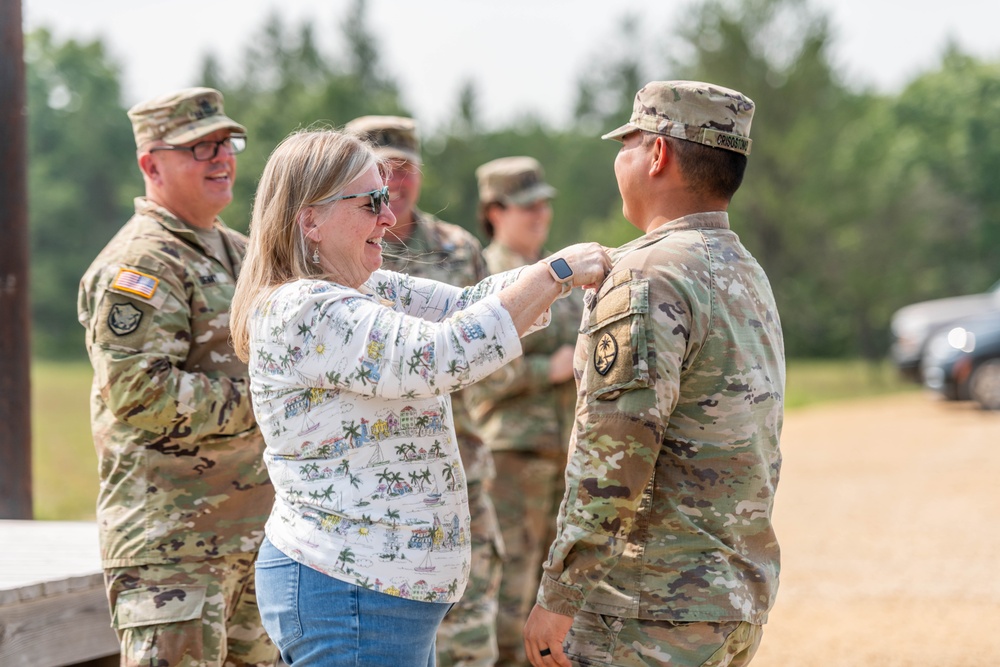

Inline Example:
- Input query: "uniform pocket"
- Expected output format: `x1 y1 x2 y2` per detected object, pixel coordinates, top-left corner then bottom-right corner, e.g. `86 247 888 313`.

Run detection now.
581 278 651 401
113 584 206 629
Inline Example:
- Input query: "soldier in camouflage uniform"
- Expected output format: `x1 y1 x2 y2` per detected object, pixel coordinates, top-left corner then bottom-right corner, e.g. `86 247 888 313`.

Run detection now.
344 115 503 667
523 81 785 667
77 88 277 667
463 157 583 667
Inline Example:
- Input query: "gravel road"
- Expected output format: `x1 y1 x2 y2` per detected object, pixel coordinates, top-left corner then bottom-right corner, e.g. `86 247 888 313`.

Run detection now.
753 393 1000 666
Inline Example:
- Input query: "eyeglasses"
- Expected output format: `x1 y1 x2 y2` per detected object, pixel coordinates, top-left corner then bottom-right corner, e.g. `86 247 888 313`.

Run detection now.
149 134 247 161
314 186 390 215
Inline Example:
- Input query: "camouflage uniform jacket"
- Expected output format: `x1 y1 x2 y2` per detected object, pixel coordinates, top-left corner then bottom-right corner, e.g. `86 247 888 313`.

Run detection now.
77 197 273 568
249 269 530 602
538 212 785 623
463 243 583 454
381 209 492 483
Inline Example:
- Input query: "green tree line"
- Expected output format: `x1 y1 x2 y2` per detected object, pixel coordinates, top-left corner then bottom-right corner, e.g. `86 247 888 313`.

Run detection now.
25 0 1000 360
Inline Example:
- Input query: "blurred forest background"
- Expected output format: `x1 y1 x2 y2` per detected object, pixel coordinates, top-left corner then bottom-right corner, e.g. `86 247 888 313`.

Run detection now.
26 0 1000 361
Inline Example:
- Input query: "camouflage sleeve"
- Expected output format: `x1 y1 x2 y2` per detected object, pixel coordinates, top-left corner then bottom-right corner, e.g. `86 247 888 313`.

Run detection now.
537 267 693 615
88 275 255 443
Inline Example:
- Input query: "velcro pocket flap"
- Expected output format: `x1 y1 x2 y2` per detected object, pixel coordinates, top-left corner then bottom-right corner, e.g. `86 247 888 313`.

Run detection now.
114 584 206 629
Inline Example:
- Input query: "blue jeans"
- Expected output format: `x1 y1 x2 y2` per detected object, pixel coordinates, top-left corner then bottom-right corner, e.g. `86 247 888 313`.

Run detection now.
255 537 451 666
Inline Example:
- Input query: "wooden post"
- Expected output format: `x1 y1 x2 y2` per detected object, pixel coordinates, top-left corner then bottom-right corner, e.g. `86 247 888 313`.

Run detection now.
0 0 33 520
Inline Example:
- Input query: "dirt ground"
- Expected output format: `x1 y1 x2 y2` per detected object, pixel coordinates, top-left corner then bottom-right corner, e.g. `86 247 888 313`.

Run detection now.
752 392 1000 666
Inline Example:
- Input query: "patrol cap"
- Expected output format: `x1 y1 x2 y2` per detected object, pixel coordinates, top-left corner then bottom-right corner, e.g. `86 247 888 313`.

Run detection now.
344 115 422 165
476 156 556 206
602 80 754 156
127 87 246 149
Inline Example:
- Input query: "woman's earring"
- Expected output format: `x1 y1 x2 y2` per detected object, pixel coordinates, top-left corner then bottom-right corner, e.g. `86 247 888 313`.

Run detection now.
312 245 321 265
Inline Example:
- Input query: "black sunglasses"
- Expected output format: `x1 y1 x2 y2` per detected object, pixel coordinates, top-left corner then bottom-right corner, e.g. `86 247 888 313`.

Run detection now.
314 185 390 215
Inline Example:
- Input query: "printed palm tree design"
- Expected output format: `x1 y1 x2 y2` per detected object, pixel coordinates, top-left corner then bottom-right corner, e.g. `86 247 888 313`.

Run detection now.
325 370 342 385
270 325 283 338
409 470 425 492
385 508 400 528
376 468 392 484
335 546 356 572
415 415 430 436
428 440 443 459
317 443 332 458
395 442 417 460
335 459 350 477
447 579 458 598
443 463 456 491
300 462 320 480
343 420 361 446
356 363 374 385
419 468 433 488
260 351 276 368
297 322 311 339
348 473 361 489
387 471 406 495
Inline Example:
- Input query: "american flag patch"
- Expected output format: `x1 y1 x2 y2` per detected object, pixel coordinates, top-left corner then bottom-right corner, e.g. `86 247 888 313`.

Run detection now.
112 268 159 299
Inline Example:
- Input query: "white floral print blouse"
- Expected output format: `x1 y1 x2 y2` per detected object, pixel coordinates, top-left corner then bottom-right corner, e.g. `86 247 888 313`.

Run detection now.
249 268 531 603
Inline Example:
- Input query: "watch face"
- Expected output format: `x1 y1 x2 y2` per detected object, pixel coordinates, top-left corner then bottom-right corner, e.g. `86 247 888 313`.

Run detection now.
550 258 573 281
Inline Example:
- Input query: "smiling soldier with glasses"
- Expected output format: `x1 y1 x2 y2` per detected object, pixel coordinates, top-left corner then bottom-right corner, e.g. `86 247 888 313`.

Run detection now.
77 87 277 667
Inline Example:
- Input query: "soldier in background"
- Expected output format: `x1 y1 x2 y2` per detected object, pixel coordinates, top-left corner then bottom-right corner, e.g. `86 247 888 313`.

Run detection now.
77 88 276 667
523 81 785 667
463 157 583 667
344 115 503 667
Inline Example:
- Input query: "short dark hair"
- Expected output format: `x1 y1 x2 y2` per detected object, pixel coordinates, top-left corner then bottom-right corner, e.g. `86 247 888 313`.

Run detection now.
646 133 748 201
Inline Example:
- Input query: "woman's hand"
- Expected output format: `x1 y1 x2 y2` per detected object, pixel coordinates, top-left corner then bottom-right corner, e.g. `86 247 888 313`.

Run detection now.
547 243 613 290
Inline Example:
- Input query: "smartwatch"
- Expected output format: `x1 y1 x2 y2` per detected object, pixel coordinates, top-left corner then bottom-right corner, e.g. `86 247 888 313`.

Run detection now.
546 258 574 298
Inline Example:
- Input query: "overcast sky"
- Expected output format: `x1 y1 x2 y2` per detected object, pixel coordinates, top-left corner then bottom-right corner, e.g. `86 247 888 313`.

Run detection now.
22 0 1000 130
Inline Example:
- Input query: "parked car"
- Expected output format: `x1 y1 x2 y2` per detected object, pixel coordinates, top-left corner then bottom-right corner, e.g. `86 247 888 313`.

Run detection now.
889 280 1000 383
920 311 1000 409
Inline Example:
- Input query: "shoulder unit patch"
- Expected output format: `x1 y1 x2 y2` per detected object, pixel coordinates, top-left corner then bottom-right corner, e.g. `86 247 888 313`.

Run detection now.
107 302 144 336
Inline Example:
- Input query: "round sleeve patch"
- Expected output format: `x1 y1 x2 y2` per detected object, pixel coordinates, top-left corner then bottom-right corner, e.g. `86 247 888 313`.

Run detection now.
594 332 619 376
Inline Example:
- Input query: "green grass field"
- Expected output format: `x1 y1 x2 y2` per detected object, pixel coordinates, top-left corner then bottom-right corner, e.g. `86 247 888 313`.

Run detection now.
28 358 919 521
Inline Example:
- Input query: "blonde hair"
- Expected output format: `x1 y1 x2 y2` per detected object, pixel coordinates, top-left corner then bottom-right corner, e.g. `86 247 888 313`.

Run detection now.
231 129 380 361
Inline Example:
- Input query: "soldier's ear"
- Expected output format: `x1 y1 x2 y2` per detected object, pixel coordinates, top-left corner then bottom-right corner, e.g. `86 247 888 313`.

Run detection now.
649 136 671 176
138 151 160 181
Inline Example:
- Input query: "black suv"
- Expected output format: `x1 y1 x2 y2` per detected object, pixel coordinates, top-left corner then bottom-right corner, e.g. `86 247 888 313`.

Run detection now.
889 281 1000 383
920 311 1000 410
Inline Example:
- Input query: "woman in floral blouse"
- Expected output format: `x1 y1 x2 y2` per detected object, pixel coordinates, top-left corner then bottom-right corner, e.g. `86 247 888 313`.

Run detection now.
230 129 609 667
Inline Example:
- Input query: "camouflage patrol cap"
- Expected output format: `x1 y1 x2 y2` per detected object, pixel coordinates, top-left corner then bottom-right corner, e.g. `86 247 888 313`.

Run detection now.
127 87 246 149
344 115 421 165
476 156 557 206
602 80 754 156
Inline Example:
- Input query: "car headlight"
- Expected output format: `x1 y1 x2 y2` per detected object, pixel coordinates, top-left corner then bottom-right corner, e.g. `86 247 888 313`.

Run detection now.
947 327 976 353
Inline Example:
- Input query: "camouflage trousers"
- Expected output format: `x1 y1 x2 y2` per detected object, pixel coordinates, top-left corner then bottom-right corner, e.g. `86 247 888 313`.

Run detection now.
436 479 504 667
565 613 763 667
492 450 566 667
104 554 278 667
